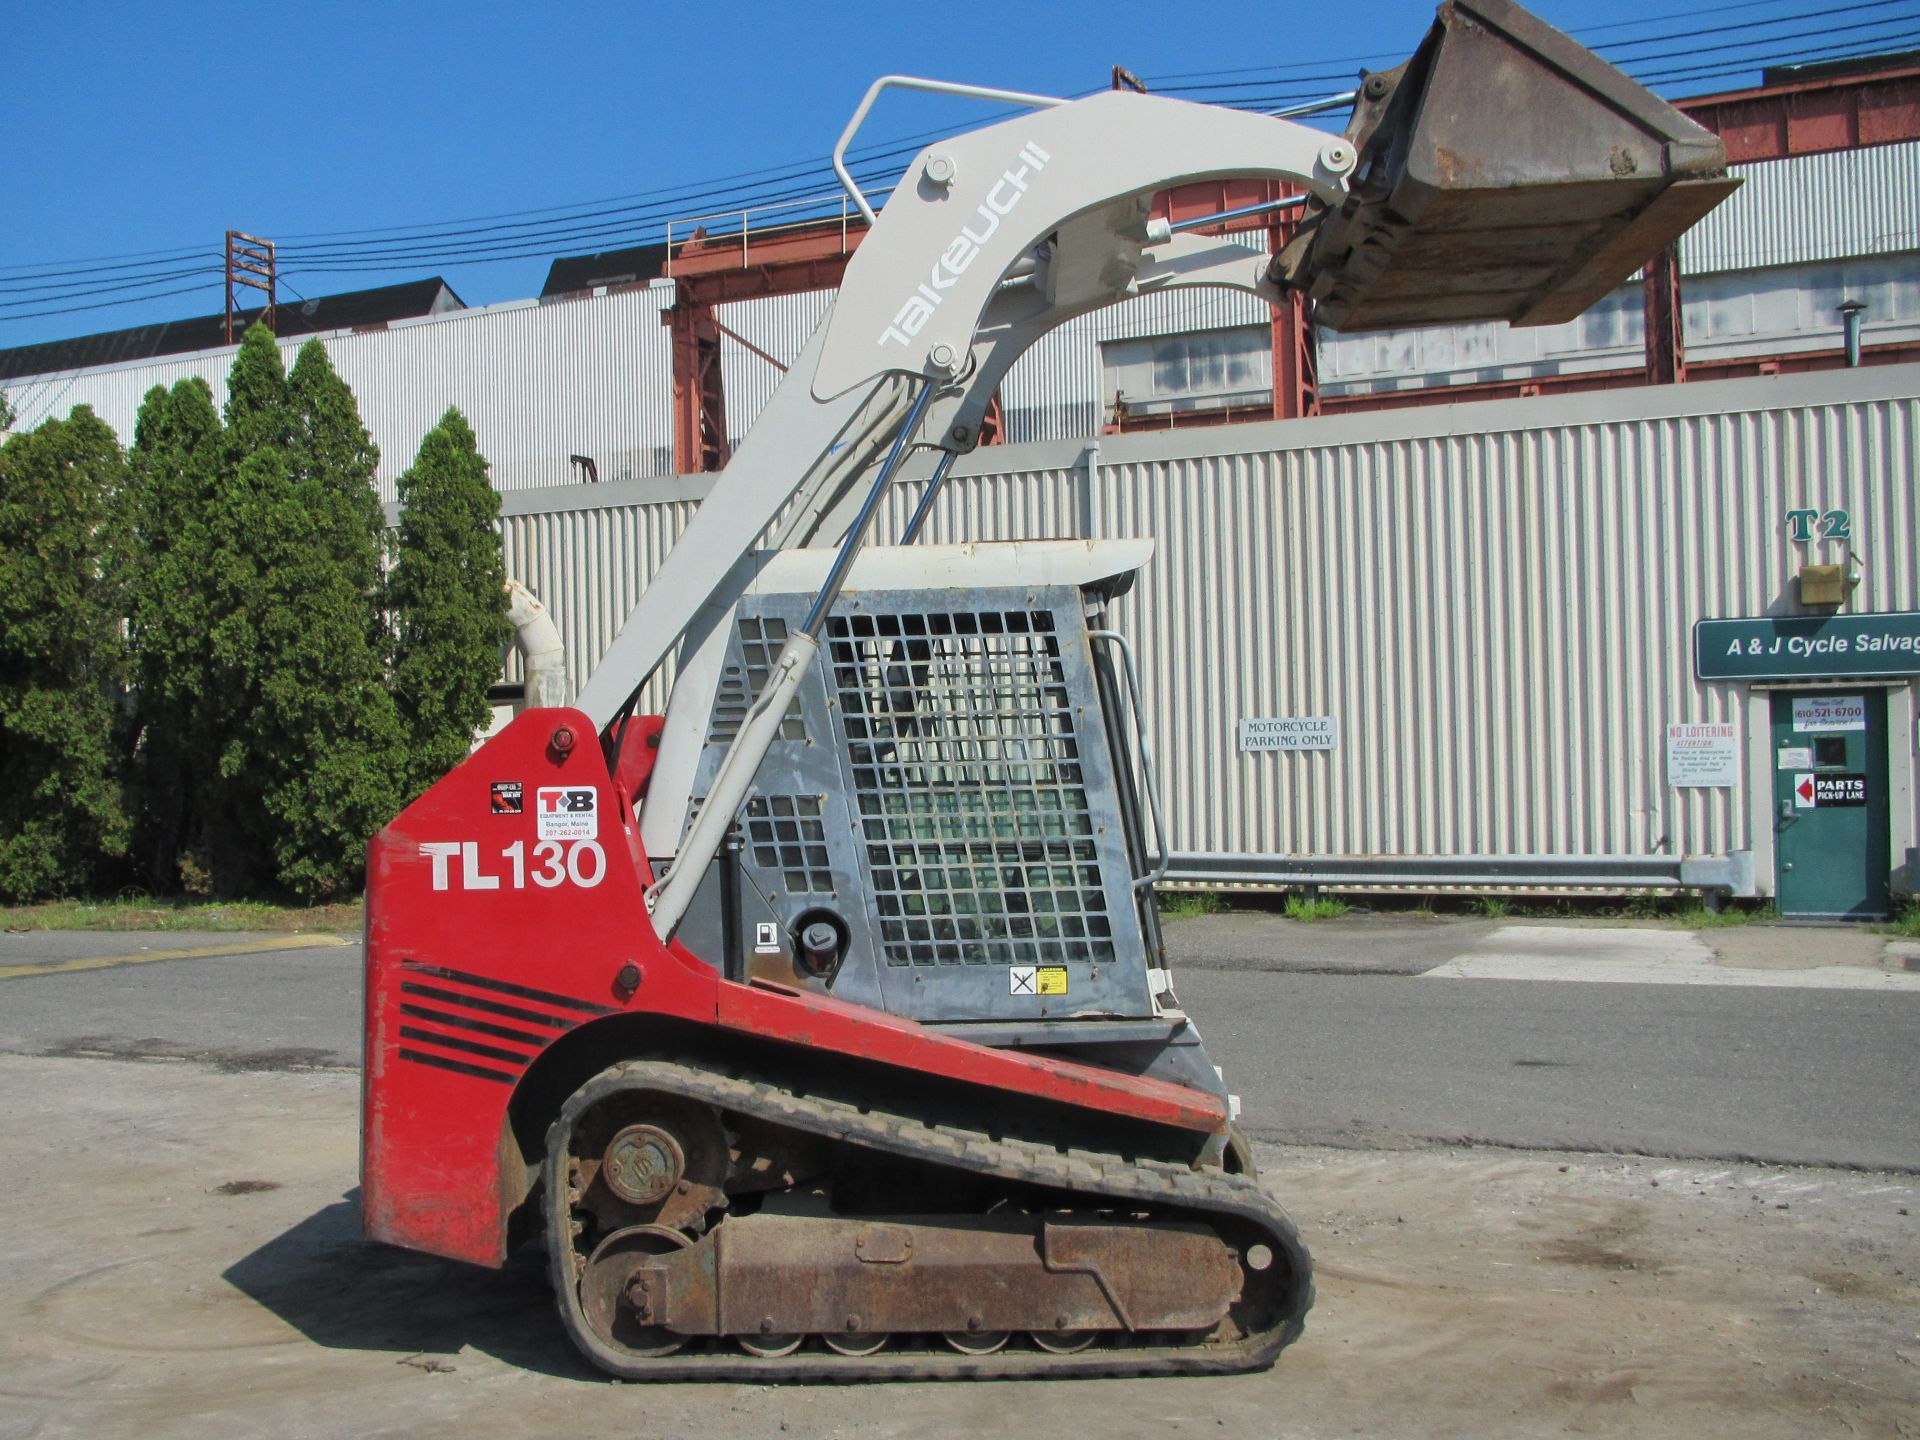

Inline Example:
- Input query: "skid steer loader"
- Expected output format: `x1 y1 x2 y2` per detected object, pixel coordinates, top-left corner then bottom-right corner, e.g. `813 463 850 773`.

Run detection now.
361 0 1737 1378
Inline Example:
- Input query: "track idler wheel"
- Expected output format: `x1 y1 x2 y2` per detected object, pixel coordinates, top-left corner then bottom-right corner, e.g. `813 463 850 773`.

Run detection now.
578 1225 692 1358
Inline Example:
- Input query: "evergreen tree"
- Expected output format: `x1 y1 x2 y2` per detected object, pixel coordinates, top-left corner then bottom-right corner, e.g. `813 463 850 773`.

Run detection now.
288 339 387 595
123 378 225 889
0 408 131 899
208 325 405 898
390 408 510 800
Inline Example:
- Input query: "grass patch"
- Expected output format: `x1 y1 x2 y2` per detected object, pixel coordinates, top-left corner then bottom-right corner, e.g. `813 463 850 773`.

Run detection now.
1884 902 1920 940
1157 890 1228 920
1664 903 1760 929
0 897 362 934
1610 896 1776 928
1467 895 1513 919
1282 894 1349 922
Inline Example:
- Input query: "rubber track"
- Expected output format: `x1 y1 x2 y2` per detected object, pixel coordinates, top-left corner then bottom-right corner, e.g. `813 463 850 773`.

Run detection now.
544 1057 1315 1381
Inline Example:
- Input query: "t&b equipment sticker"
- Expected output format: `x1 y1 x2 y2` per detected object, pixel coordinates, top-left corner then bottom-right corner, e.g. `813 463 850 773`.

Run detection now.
537 786 598 840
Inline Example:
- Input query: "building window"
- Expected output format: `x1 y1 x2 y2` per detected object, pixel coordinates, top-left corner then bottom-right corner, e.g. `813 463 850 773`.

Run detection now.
1102 325 1272 418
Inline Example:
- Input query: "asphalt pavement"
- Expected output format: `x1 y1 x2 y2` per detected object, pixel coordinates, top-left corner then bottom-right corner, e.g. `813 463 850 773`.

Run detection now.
0 930 362 1070
1 915 1916 1170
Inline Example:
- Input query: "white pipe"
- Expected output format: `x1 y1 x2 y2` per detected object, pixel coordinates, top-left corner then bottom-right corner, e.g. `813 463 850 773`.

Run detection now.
646 632 817 937
504 578 568 709
1084 438 1102 539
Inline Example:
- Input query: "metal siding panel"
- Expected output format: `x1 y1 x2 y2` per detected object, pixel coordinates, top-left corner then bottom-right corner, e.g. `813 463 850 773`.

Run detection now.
862 378 1918 866
2 349 235 442
718 290 834 448
2 288 677 504
1684 141 1920 275
499 498 696 705
497 370 1918 871
999 289 1271 443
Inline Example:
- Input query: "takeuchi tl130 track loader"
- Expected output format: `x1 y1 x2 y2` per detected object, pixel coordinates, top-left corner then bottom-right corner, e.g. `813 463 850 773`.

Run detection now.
361 0 1736 1380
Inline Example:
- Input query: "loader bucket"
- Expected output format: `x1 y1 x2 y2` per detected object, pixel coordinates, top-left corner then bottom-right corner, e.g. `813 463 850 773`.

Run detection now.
1274 0 1739 331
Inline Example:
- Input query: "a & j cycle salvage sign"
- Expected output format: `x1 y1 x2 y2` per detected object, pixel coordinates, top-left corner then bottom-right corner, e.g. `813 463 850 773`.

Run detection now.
1694 611 1920 681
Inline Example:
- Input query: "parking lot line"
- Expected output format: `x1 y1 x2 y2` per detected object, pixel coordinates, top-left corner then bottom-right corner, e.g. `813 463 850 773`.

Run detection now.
0 933 350 980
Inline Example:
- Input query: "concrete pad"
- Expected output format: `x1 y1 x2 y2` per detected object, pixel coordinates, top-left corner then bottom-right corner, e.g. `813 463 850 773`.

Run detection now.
1427 923 1920 989
1700 924 1901 973
0 1053 1911 1440
1165 911 1499 975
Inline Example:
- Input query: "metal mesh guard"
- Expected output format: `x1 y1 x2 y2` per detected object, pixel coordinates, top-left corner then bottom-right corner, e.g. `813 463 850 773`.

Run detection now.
828 609 1115 967
745 794 832 896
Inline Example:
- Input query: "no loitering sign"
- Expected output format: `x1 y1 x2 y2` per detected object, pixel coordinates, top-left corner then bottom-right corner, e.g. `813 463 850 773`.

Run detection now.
1666 722 1739 788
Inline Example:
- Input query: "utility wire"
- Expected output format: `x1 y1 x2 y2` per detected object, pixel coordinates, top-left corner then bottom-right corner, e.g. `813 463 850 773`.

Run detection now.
1636 29 1920 82
4 0 1915 328
1598 0 1912 53
1136 0 1912 82
2 280 224 323
0 261 222 303
1148 0 1917 95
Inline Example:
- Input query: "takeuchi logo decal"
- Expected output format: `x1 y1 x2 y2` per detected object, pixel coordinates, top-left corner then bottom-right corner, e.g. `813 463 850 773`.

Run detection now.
879 141 1051 351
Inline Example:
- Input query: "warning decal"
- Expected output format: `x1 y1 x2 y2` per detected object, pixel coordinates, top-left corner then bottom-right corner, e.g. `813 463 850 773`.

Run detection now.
1009 965 1069 996
536 786 598 840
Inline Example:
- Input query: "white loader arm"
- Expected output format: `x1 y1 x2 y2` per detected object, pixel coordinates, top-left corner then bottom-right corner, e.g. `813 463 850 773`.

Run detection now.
575 86 1346 731
571 0 1737 938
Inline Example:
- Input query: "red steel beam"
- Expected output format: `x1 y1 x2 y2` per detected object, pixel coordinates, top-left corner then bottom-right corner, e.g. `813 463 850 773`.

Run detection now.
666 302 728 475
1107 341 1920 433
657 62 1920 464
1642 246 1688 387
1677 63 1920 162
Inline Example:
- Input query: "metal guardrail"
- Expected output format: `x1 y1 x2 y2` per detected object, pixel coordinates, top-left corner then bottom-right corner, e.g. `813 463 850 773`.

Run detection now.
664 190 867 278
1163 850 1756 895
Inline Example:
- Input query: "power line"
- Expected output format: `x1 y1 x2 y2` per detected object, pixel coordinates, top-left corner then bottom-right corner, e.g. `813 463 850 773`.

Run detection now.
1 279 224 324
1147 0 1917 96
0 240 217 280
4 0 1915 332
276 167 908 275
0 260 222 302
1634 29 1920 82
1134 0 1829 82
270 105 1055 250
1604 11 1920 62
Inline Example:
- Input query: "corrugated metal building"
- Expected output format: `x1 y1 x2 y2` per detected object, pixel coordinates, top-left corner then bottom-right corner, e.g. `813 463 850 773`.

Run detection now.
2 124 1915 911
497 363 1919 908
2 285 679 502
5 143 1916 500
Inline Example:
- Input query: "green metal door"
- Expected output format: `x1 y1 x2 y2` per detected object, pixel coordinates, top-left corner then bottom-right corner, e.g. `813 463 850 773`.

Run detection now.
1770 690 1892 917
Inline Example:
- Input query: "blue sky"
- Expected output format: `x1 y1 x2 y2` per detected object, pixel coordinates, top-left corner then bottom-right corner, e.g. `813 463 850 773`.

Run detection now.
4 0 1914 347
